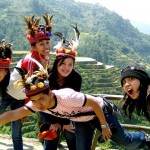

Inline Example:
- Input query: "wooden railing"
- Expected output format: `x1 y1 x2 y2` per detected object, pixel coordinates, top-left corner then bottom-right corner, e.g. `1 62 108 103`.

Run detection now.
91 94 150 150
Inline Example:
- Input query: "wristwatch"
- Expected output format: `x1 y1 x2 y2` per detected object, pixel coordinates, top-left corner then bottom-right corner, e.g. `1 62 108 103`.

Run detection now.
101 124 109 128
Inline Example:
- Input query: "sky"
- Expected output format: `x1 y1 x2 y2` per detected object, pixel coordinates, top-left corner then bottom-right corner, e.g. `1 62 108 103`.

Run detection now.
75 0 150 25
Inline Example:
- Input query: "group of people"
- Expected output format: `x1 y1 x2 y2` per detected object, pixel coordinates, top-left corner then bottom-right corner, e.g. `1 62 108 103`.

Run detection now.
0 13 150 150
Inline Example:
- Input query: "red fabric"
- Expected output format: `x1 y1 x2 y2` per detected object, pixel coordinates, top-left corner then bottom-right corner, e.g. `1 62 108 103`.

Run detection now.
38 123 57 140
21 51 48 76
26 32 50 44
38 130 57 140
0 58 11 68
24 98 30 104
20 51 49 104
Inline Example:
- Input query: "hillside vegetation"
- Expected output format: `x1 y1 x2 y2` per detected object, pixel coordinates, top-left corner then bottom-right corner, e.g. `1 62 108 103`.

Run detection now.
0 52 149 150
0 0 150 69
0 0 150 149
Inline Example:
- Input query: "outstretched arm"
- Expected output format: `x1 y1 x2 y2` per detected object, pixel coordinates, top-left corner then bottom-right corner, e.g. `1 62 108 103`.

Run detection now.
0 106 33 124
85 94 112 141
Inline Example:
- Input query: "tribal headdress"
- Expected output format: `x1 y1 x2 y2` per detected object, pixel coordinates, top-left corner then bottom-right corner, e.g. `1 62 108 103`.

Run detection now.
21 71 50 97
0 39 12 68
53 24 80 60
24 13 53 44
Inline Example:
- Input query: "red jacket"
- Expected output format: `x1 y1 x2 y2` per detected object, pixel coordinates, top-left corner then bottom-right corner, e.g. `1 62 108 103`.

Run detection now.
19 51 49 103
21 51 49 76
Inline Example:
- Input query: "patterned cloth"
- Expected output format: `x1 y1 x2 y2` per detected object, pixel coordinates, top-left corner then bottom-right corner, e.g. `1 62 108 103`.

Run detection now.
26 88 104 122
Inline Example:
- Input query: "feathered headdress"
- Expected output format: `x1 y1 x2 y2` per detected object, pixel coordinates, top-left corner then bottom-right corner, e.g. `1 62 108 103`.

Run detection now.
53 24 80 60
0 39 12 68
24 13 53 44
14 71 50 97
13 57 48 92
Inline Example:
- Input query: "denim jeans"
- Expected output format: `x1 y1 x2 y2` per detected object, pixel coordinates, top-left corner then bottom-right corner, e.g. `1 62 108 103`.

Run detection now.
0 93 24 150
75 121 95 150
75 113 147 150
40 112 76 150
43 136 59 150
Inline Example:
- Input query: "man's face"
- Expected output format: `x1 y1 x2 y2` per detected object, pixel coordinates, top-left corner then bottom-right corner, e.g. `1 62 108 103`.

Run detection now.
30 92 50 111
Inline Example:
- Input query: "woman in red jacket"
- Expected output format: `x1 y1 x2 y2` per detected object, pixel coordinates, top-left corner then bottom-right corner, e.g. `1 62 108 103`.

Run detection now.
17 13 53 76
15 13 53 104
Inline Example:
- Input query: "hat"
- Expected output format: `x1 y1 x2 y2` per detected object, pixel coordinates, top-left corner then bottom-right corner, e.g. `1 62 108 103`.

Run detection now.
0 39 12 68
53 25 80 60
120 64 150 86
0 58 11 68
22 72 50 97
55 48 77 60
24 14 53 44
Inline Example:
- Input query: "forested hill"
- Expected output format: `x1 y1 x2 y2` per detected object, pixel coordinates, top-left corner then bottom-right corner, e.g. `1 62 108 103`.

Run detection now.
0 0 150 69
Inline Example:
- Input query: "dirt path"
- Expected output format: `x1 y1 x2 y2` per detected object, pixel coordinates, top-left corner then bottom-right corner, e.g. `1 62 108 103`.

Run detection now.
0 134 102 150
0 134 43 150
0 134 71 150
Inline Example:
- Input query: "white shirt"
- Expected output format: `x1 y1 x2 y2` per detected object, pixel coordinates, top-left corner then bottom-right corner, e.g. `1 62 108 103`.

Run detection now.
26 88 105 122
7 61 27 100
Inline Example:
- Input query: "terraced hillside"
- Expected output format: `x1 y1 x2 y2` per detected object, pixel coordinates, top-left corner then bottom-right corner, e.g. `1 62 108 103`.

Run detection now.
75 57 122 94
11 51 123 95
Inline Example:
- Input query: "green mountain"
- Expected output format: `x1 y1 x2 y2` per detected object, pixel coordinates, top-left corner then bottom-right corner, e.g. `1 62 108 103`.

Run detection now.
0 0 150 69
0 1 150 147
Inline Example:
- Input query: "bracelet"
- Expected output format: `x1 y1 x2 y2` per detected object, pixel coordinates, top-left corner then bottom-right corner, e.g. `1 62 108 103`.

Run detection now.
101 124 109 128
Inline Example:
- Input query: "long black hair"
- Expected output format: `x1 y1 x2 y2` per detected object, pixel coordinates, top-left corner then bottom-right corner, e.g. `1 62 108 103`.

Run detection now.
121 64 150 122
122 82 150 122
48 56 74 89
48 56 82 91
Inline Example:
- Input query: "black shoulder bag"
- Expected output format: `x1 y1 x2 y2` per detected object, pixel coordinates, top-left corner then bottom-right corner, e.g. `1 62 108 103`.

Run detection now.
103 97 121 119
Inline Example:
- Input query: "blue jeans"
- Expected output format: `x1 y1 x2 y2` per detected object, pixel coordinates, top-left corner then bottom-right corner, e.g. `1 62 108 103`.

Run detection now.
43 129 76 150
0 93 24 150
75 113 147 150
40 112 76 150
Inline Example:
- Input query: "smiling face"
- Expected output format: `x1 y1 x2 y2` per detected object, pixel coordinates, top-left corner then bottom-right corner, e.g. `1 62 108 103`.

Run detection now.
30 92 52 111
57 57 74 78
0 68 7 82
32 40 50 56
122 77 140 99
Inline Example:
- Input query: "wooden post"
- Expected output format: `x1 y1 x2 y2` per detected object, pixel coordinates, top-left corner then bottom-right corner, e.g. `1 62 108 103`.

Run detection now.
91 129 100 150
